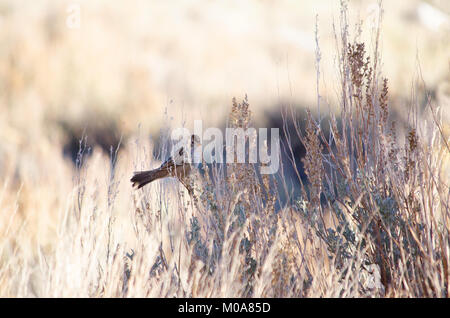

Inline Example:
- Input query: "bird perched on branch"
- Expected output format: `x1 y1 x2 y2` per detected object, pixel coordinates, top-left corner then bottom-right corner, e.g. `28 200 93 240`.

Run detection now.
131 134 201 191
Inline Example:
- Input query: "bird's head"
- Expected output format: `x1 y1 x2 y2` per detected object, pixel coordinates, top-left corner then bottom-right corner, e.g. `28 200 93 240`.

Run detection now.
190 134 201 148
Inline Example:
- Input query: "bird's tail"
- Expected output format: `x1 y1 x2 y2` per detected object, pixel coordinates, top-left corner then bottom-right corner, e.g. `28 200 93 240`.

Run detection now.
130 169 168 189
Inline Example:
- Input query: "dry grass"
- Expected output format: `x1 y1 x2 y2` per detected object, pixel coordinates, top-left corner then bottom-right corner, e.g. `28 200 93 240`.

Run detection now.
0 1 449 297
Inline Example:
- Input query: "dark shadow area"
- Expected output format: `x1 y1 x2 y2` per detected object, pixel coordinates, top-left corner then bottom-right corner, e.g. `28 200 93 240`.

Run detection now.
59 115 123 166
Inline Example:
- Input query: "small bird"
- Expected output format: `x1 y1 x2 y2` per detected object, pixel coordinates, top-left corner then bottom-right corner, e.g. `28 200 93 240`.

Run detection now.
131 135 201 190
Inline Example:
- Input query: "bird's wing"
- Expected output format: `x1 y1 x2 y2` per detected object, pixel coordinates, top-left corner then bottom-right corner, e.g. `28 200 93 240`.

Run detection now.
159 146 185 170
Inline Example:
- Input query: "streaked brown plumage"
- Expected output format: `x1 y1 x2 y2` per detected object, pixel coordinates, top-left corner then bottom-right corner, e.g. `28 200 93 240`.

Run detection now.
131 135 200 189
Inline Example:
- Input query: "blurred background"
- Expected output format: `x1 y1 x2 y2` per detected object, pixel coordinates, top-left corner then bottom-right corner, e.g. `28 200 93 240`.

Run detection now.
0 0 449 193
0 0 448 296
